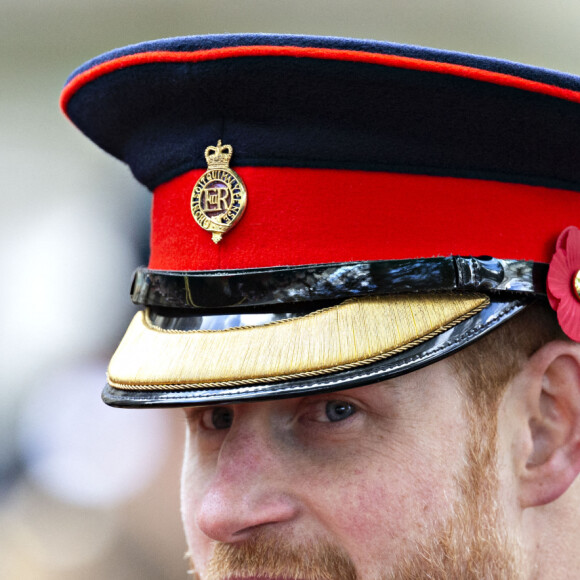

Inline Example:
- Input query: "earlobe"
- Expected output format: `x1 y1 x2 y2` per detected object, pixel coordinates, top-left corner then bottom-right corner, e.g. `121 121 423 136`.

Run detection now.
517 341 580 508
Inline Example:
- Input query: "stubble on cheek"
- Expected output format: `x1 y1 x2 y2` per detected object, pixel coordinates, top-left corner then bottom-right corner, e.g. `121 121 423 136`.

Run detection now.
382 406 526 580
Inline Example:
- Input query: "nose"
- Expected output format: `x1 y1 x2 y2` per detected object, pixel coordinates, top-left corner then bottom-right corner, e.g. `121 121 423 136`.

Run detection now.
193 416 300 543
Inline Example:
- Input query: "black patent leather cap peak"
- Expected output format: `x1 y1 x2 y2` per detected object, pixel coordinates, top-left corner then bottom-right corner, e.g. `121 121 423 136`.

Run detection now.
102 296 531 408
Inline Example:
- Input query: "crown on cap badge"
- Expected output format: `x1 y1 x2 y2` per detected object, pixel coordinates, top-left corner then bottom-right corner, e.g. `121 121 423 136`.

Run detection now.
190 141 247 243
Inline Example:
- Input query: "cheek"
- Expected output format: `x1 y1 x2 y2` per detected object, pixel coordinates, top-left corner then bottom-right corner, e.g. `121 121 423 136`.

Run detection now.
322 472 443 533
308 445 464 566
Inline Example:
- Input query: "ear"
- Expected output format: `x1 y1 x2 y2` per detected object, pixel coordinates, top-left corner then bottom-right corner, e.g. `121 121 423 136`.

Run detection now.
517 340 580 508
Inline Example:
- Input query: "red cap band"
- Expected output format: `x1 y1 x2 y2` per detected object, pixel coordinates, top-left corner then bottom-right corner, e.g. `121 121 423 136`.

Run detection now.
150 167 579 271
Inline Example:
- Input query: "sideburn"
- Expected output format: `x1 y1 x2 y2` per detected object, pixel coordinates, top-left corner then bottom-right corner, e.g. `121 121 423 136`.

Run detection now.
383 401 526 580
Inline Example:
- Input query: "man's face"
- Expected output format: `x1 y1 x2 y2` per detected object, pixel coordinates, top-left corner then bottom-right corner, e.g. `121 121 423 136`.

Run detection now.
181 359 524 579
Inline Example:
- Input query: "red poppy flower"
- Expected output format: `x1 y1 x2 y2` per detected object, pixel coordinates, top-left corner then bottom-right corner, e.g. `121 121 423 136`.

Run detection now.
547 226 580 342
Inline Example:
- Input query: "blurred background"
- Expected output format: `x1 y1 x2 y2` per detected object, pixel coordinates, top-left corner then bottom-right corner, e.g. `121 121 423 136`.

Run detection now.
0 1 579 578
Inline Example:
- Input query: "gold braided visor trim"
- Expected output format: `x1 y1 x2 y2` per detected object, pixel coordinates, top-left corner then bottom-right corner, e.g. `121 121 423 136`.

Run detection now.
107 293 489 391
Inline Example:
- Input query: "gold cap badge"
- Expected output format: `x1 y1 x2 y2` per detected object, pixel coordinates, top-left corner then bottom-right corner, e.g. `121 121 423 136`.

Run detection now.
190 141 247 243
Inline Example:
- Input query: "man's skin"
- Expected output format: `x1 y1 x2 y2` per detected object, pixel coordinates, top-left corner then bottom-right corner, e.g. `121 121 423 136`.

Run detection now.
180 340 580 579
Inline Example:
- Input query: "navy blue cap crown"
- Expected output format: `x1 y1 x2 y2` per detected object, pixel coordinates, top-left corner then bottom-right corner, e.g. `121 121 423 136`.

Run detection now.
62 34 580 192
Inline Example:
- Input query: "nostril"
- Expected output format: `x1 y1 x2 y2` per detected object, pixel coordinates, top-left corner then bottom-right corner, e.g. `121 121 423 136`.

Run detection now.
232 522 269 538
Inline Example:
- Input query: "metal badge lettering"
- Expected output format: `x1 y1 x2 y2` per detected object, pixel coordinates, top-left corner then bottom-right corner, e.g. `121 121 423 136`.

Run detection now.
191 141 247 243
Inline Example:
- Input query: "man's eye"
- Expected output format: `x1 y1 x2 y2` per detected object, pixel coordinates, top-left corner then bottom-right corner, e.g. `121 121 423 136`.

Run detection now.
201 407 233 430
325 400 356 422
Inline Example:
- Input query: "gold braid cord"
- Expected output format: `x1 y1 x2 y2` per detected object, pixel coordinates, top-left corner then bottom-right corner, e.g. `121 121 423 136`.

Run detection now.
107 293 489 391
